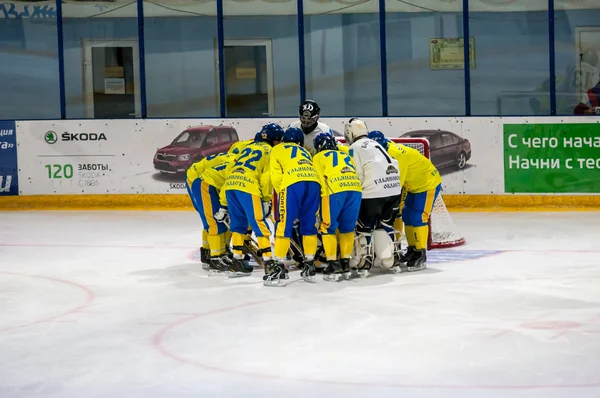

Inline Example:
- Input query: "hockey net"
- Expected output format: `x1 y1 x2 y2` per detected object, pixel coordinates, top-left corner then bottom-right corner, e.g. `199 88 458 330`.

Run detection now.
337 137 465 250
389 138 465 249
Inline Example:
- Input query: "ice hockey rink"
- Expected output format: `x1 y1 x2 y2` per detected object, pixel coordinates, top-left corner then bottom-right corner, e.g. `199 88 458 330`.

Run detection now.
0 210 599 398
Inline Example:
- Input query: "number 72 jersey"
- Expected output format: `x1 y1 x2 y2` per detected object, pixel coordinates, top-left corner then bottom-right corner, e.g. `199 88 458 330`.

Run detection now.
221 142 273 204
312 149 362 196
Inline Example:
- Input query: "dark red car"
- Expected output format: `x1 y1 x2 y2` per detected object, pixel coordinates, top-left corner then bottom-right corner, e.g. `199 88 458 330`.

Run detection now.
153 125 239 174
400 130 471 170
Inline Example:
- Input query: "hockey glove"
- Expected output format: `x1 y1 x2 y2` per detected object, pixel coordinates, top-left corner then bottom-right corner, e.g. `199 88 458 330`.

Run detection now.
214 207 228 223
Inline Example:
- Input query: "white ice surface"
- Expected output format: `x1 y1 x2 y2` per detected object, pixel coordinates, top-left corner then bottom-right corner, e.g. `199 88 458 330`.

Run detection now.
0 210 599 398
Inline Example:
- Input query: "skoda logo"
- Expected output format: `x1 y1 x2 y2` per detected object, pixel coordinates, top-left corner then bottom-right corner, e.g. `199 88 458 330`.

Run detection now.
45 131 58 144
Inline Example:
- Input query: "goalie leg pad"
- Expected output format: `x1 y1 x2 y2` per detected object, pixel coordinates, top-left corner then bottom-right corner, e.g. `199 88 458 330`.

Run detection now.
372 228 395 269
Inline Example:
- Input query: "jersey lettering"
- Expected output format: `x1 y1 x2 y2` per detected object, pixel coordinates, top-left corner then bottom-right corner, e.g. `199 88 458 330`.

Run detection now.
284 144 311 161
324 151 355 170
206 152 226 161
235 147 263 171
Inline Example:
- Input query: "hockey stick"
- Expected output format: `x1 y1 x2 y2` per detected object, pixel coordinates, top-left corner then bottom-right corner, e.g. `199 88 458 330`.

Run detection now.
221 217 265 267
267 213 304 261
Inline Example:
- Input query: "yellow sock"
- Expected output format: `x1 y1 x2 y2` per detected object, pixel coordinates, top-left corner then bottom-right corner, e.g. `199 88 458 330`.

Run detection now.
321 234 338 261
339 232 355 259
201 229 209 250
225 230 232 246
405 225 416 247
257 236 272 260
274 237 291 260
302 235 318 259
413 226 429 250
394 217 404 242
219 233 227 253
232 232 245 257
208 234 225 257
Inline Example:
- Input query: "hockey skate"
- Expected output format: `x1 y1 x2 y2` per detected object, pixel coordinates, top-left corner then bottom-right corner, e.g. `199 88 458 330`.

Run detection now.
227 258 253 278
398 246 416 265
340 258 351 280
263 262 289 287
323 260 343 282
405 249 427 272
208 255 230 276
301 260 317 283
263 259 275 275
200 247 211 270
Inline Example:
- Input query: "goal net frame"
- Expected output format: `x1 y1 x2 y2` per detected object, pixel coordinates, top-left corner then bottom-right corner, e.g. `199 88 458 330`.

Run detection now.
338 136 465 250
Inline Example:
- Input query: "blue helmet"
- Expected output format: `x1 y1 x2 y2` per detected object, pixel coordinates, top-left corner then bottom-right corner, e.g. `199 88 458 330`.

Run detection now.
282 127 305 147
313 132 337 152
259 123 284 146
254 131 264 142
367 130 389 148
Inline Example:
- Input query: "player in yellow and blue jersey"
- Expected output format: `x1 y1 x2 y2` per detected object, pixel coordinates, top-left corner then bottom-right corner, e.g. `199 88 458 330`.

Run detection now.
313 132 362 281
267 127 321 286
186 151 237 273
228 135 256 155
368 131 442 271
217 123 284 277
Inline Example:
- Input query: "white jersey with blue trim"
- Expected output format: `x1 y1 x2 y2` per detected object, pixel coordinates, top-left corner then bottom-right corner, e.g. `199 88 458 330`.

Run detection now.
288 120 332 156
349 137 402 199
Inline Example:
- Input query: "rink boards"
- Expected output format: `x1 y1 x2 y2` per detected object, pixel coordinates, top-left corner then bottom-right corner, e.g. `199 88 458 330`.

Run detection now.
1 116 600 209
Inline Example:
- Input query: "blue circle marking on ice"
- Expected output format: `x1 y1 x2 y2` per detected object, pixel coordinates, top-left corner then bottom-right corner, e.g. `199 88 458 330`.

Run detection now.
426 250 504 264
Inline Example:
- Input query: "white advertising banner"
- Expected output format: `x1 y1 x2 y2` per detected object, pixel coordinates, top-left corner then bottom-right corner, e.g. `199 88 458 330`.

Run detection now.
16 117 494 196
16 116 600 197
16 119 295 195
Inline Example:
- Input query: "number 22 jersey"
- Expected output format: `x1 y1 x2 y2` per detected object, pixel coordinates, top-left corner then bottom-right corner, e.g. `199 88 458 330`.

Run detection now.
221 142 273 204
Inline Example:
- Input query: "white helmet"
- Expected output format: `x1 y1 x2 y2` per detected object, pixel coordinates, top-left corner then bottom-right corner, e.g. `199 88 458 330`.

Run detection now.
344 118 369 145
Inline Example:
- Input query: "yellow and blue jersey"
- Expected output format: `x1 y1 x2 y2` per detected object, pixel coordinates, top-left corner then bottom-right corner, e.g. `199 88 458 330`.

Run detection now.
228 139 253 155
337 144 350 156
312 149 362 196
221 142 273 205
186 153 234 237
269 142 320 193
186 152 236 190
387 141 441 193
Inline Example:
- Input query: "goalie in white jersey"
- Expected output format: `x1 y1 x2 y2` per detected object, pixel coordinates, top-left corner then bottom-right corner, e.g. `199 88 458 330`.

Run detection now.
344 118 403 277
288 99 333 155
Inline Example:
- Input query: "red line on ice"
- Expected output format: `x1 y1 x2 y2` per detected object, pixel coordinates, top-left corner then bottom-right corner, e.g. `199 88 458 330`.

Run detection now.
152 280 600 390
0 272 95 332
0 242 193 250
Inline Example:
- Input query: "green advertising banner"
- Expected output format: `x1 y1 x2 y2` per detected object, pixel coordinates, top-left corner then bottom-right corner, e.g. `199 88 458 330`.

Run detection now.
504 123 600 193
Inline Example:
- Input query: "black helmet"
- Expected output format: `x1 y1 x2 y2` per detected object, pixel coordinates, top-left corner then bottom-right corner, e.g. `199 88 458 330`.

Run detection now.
299 99 320 128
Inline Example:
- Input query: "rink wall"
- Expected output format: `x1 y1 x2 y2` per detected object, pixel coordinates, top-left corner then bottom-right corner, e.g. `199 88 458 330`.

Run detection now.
1 117 600 210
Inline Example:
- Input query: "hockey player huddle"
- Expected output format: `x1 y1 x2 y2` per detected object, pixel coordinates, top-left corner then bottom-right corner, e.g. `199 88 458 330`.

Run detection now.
186 100 442 287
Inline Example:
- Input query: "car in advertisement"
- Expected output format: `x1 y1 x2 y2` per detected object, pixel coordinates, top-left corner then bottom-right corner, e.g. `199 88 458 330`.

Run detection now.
400 130 471 170
153 125 239 175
